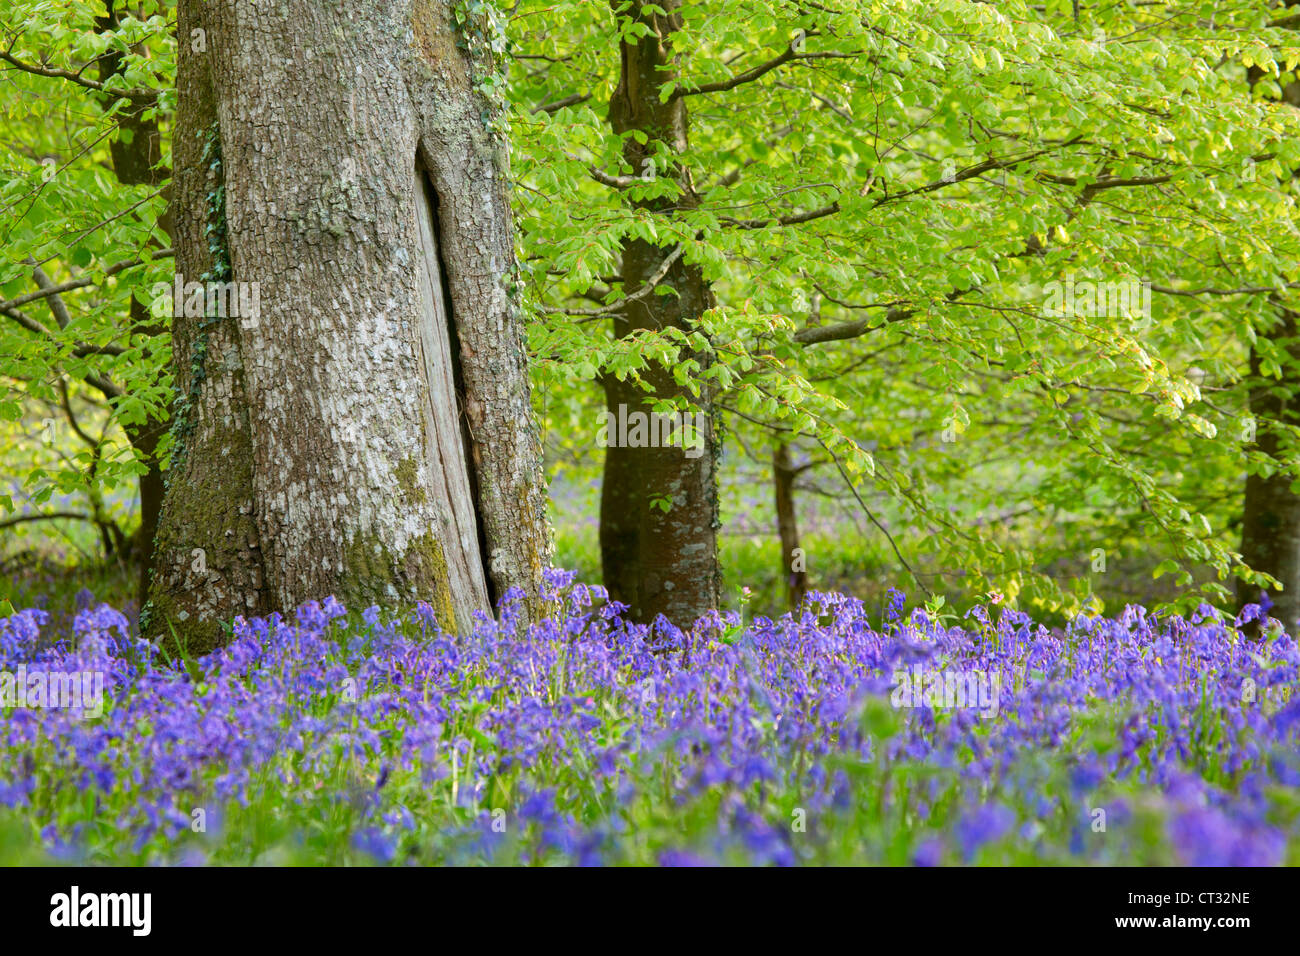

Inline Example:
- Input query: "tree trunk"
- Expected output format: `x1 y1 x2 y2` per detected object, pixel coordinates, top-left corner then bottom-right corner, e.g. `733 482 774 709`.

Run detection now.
773 443 807 610
1239 44 1300 628
1238 307 1300 627
95 0 170 609
599 0 720 627
145 0 549 653
122 411 166 604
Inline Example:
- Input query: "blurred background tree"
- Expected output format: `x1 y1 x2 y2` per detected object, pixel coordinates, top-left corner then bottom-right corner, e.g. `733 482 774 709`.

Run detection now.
513 0 1300 623
0 0 173 604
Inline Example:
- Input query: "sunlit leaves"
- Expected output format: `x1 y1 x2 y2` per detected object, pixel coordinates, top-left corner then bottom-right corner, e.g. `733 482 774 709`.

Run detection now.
509 0 1300 613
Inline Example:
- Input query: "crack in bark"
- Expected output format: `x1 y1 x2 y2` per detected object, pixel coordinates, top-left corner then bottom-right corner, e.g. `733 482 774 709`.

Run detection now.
418 162 497 612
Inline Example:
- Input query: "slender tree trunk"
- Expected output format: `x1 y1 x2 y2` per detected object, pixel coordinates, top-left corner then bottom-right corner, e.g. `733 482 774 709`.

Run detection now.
600 0 720 626
95 0 170 608
145 0 549 652
122 413 165 602
773 443 807 609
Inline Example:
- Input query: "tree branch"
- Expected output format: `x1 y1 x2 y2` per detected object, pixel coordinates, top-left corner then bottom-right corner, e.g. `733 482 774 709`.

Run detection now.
533 93 592 114
0 511 94 530
540 244 685 317
0 49 157 104
676 44 859 98
0 250 172 313
721 199 842 230
1150 280 1300 297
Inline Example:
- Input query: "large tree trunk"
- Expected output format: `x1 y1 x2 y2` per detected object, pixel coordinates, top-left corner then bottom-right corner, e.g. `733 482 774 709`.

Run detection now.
144 0 549 652
599 0 720 627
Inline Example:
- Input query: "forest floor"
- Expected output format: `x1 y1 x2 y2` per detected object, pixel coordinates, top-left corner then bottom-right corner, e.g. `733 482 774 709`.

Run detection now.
0 568 1296 865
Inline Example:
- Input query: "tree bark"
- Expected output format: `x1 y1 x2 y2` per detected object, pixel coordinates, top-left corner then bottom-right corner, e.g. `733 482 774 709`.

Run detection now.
94 0 170 608
122 411 166 603
599 0 720 627
145 0 549 652
1238 307 1300 627
1239 40 1300 628
773 443 807 610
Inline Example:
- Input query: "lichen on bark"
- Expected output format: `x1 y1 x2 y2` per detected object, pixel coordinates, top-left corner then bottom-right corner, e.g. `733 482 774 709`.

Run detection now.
146 0 550 652
342 530 456 630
